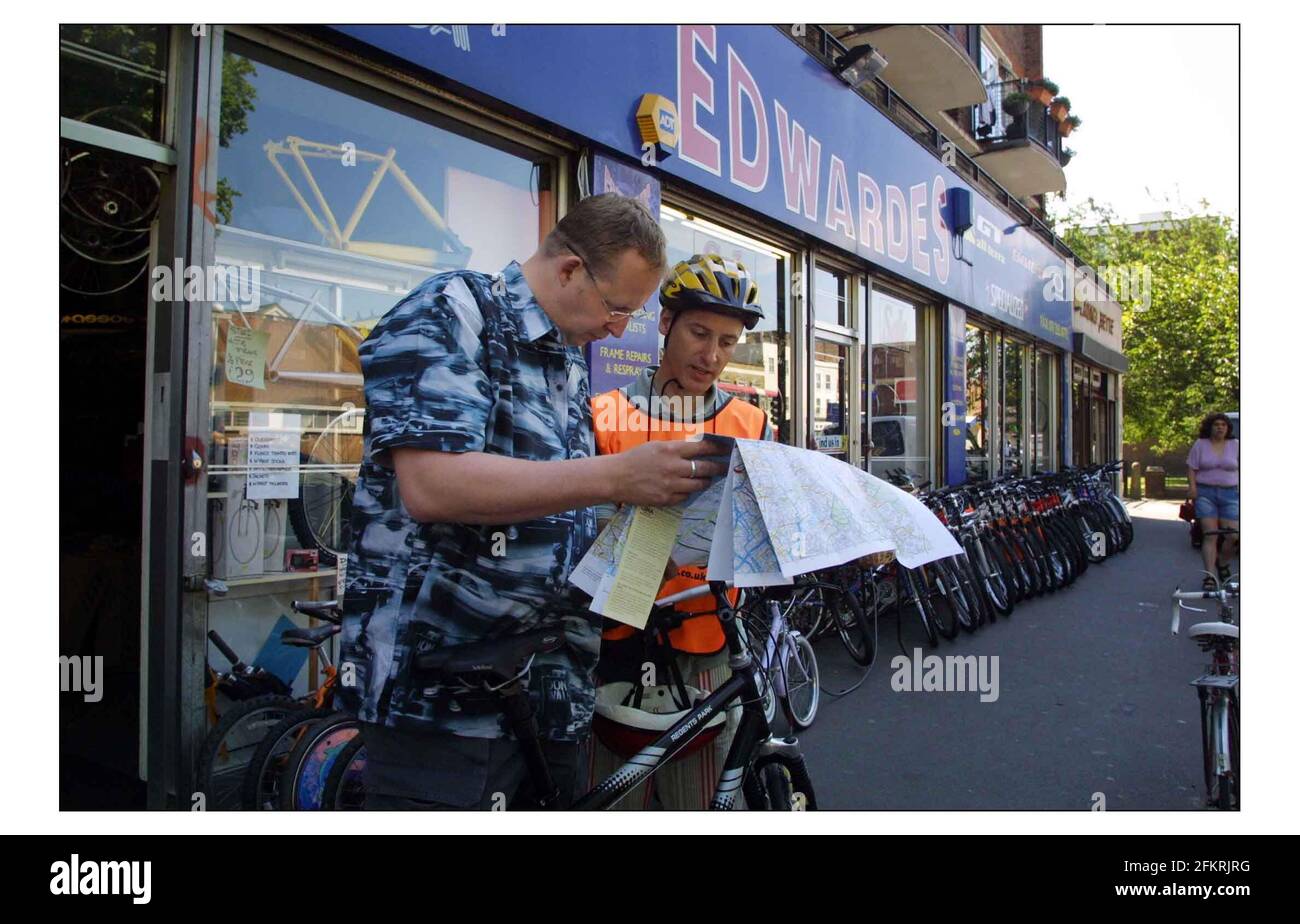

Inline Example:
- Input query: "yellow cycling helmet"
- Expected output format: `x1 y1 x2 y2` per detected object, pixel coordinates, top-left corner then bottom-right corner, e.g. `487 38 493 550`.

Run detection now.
659 253 764 330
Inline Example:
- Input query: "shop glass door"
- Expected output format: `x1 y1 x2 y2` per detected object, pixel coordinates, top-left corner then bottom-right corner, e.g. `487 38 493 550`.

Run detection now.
868 287 929 482
1031 349 1056 473
1000 338 1025 475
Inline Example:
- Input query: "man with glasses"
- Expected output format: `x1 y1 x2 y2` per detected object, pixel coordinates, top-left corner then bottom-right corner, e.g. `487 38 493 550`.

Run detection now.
341 193 727 809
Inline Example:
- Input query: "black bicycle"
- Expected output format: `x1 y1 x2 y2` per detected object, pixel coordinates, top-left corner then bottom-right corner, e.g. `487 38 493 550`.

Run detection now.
402 580 818 810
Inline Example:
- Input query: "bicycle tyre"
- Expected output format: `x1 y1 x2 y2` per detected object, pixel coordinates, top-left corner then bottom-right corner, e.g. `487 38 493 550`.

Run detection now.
197 694 302 811
828 584 875 665
241 706 336 810
278 712 360 810
752 752 818 811
321 736 367 810
780 633 820 731
939 558 979 633
900 568 941 647
972 535 1012 616
921 565 960 640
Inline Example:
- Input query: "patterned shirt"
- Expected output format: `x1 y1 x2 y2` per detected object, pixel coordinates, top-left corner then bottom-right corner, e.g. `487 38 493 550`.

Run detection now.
339 261 600 741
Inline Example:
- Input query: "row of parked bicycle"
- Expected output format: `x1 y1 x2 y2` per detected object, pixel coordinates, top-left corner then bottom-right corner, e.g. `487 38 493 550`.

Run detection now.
195 460 1133 810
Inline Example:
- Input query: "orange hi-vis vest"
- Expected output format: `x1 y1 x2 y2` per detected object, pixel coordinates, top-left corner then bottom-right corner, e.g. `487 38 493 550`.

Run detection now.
592 385 769 654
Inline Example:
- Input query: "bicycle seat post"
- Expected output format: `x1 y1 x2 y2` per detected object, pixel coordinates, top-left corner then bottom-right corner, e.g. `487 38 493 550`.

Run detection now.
498 677 563 809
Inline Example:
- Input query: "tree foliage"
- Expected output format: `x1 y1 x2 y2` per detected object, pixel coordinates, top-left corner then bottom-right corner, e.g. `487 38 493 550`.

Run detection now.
1059 199 1238 453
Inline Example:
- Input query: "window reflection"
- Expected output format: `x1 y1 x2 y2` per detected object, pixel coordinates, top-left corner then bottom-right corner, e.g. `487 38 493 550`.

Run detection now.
207 43 547 604
814 339 847 457
659 208 791 444
869 288 927 481
965 324 990 481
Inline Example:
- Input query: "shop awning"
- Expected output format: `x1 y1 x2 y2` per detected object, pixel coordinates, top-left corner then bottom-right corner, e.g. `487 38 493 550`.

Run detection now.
1072 333 1129 373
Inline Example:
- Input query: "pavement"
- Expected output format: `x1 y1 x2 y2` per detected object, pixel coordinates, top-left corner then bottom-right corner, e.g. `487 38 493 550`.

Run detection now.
793 500 1229 810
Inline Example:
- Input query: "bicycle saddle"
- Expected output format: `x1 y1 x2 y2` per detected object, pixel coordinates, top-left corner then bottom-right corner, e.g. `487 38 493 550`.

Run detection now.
280 623 341 648
414 627 566 680
1188 622 1238 641
292 599 343 623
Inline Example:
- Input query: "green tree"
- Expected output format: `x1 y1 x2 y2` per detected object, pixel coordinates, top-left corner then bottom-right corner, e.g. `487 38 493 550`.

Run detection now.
216 52 259 225
1059 199 1238 454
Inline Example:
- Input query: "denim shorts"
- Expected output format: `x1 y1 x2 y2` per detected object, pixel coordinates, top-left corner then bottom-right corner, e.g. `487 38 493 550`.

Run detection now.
1194 484 1239 521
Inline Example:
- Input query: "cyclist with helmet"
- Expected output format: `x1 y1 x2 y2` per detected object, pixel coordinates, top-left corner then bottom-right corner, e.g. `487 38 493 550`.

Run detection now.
588 253 774 809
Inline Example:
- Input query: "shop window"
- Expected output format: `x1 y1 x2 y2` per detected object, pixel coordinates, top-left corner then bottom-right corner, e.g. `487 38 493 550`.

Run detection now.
814 265 850 327
205 41 551 686
1031 350 1055 473
965 324 991 481
60 25 169 142
1000 338 1025 476
868 287 928 481
659 207 792 444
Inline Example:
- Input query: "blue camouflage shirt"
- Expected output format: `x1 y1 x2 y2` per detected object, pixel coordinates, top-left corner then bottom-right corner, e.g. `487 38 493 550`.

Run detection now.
339 261 600 741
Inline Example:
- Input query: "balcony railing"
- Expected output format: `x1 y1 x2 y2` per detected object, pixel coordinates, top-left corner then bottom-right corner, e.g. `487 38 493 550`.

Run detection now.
785 25 1074 259
977 79 1066 164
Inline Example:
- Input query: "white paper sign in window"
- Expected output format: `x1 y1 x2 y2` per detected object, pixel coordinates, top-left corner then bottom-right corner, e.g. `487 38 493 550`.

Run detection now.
247 411 301 500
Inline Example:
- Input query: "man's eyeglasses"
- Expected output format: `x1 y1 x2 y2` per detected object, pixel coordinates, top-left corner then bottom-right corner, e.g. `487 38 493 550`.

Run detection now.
557 234 651 321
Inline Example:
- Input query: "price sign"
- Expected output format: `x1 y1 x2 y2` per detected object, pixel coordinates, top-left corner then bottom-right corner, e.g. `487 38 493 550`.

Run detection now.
226 324 268 390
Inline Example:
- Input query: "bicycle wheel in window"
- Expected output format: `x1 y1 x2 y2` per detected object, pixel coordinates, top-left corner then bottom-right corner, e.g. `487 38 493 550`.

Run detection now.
780 633 819 731
278 713 360 810
198 695 303 811
241 706 336 810
322 736 368 810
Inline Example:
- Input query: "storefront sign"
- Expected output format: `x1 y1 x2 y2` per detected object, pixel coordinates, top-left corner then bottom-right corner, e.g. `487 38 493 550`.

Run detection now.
1072 296 1122 354
943 305 967 486
333 24 1073 349
587 154 662 394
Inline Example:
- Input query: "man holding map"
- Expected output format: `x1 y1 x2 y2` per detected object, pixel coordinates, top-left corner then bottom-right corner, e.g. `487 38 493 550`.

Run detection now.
589 253 774 809
340 195 728 809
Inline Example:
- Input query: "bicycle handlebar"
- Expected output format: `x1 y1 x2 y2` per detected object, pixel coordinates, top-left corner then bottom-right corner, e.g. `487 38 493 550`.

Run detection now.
207 630 243 669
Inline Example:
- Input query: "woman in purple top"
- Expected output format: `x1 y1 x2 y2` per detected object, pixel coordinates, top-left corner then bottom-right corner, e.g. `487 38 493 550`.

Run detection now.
1187 412 1239 588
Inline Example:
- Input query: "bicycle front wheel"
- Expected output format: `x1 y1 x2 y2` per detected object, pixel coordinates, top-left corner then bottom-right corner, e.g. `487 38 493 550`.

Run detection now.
780 633 820 731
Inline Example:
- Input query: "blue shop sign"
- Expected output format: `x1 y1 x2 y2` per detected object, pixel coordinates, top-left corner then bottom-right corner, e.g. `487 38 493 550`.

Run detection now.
334 24 1072 349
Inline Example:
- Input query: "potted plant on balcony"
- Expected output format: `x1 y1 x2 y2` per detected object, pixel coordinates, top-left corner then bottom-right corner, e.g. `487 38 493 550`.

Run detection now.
1059 115 1081 137
1026 78 1057 106
1060 147 1075 165
1050 96 1072 122
1002 91 1030 119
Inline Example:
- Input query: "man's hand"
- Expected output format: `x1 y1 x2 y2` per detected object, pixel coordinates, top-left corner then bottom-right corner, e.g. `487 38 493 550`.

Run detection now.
610 440 728 508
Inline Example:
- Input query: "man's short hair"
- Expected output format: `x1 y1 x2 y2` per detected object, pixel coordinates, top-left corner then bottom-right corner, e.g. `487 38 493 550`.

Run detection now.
542 192 667 279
